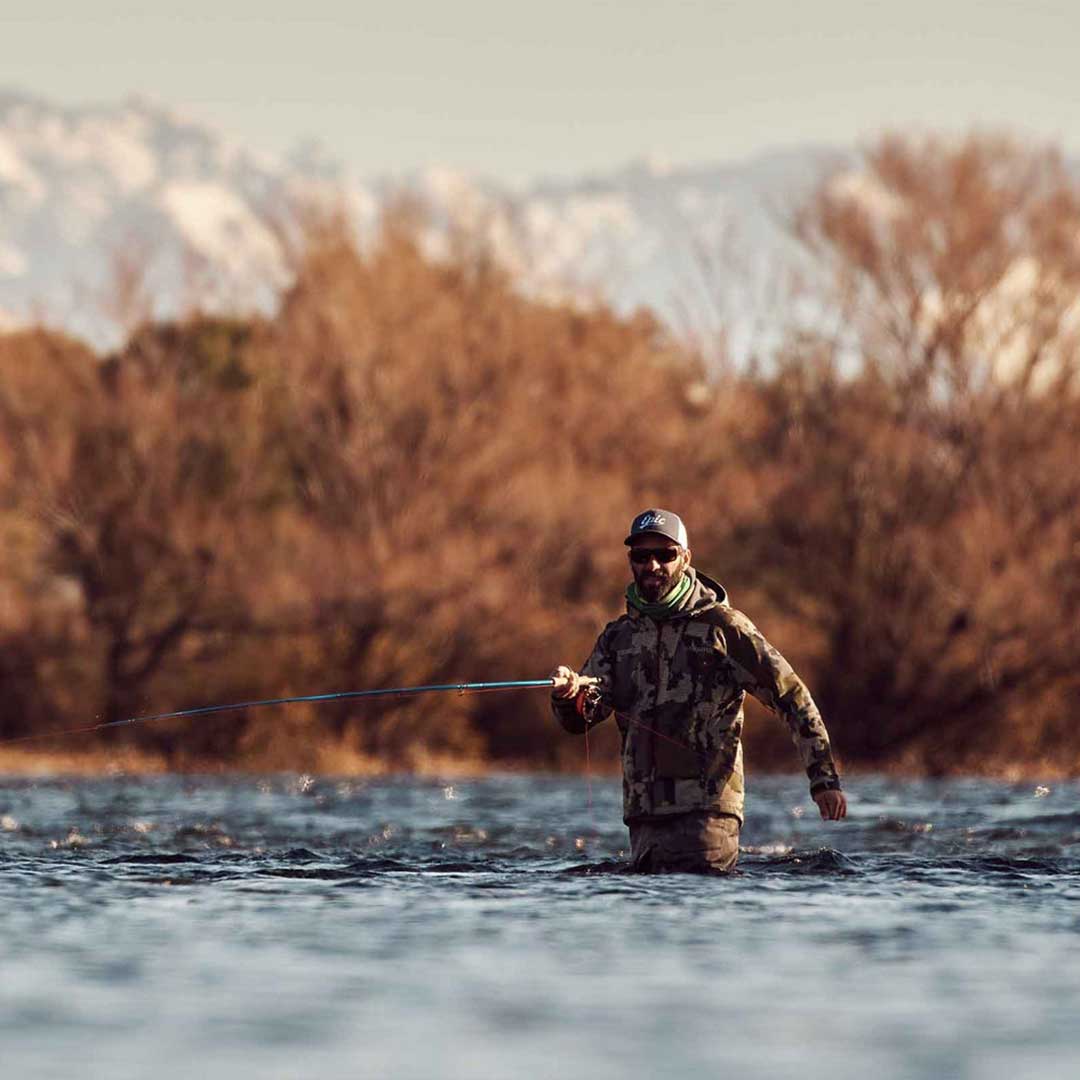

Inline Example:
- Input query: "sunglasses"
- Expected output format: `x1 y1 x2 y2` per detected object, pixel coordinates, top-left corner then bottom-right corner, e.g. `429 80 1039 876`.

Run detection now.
629 547 680 565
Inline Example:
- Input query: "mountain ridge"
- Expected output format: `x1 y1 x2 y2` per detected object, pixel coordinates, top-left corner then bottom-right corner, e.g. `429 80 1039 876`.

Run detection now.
1 90 843 350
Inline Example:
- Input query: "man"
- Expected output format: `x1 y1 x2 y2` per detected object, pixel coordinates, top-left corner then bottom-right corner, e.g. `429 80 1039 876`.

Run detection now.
551 508 846 873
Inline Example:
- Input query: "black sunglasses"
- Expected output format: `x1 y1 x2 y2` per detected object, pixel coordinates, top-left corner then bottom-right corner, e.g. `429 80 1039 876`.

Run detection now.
629 547 680 565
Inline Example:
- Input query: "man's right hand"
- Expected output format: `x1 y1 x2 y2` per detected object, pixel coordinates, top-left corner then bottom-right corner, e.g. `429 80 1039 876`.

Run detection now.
550 665 583 699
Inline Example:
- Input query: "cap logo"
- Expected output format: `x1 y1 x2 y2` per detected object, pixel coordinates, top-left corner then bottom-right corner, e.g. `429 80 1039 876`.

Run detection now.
636 512 665 529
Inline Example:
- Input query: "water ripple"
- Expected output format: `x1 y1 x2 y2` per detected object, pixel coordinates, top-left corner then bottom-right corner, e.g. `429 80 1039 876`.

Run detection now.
3 773 1080 1080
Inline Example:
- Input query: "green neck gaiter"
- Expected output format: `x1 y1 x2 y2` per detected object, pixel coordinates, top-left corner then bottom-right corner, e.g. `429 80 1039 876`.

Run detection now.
626 571 693 619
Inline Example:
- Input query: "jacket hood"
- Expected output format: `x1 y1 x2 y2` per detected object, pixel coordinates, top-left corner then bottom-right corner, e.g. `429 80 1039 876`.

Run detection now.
627 566 728 619
690 568 729 610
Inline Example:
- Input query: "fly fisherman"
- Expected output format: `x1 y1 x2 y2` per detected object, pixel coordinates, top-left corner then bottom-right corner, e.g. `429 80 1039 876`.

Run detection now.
551 509 846 873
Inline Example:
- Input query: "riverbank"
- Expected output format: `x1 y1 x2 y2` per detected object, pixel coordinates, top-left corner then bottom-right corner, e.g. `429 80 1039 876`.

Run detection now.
0 745 498 777
2 746 1077 781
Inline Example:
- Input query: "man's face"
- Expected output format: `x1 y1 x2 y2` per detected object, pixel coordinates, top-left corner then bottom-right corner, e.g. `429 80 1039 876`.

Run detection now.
628 535 690 602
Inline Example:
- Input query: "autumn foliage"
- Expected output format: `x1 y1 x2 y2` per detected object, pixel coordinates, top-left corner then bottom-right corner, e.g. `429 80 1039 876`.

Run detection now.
1 134 1078 775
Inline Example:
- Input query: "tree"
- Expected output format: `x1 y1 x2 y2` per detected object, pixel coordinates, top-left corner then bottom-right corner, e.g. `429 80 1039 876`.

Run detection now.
733 134 1080 769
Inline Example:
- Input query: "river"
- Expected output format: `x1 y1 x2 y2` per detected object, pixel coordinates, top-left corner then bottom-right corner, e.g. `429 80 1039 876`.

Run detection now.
2 773 1078 1079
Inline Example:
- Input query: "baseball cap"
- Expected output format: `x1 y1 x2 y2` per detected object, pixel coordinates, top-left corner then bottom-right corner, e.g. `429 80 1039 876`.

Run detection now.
624 509 689 548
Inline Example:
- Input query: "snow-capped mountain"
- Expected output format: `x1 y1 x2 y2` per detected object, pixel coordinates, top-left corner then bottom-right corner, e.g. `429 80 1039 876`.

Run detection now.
0 92 347 344
0 91 844 351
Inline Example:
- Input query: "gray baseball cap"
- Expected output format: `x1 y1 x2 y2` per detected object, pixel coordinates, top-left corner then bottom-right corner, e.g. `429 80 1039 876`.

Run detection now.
624 509 689 548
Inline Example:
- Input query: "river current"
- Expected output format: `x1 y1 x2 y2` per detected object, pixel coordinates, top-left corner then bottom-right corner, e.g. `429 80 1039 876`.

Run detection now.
2 773 1078 1079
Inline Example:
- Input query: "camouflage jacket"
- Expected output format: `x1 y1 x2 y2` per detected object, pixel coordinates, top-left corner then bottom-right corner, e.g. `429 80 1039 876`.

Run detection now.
552 568 841 824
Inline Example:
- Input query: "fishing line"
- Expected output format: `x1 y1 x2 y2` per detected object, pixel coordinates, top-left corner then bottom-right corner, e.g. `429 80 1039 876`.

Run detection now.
616 713 700 756
583 717 594 829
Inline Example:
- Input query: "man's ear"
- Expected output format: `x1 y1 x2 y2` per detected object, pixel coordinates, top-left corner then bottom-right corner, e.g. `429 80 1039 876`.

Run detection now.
681 547 692 571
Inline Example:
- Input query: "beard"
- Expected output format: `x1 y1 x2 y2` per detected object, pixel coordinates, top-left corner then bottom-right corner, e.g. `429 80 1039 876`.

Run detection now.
633 561 683 603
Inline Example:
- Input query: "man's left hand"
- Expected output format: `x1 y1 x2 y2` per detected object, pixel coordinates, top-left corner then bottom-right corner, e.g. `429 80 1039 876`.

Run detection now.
813 789 847 821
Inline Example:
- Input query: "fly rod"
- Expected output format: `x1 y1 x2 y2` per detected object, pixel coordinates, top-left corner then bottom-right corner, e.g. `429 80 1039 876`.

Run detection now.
0 676 599 747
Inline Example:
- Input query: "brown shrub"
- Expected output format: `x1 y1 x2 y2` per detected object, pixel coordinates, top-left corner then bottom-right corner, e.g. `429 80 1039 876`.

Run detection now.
732 133 1080 772
1 136 1078 777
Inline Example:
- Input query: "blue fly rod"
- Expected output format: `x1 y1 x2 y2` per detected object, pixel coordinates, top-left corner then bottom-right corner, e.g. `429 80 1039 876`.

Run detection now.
0 676 597 747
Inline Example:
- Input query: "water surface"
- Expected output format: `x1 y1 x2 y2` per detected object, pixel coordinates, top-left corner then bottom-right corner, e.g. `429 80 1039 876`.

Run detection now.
2 774 1078 1079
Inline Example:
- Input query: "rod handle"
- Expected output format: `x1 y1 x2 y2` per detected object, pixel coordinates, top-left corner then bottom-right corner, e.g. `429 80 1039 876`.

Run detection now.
550 673 600 692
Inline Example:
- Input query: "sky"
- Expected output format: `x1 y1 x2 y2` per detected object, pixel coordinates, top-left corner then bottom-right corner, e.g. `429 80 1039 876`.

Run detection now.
3 0 1079 182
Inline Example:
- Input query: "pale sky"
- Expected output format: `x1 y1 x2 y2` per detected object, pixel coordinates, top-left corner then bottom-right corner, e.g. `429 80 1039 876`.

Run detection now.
3 0 1079 181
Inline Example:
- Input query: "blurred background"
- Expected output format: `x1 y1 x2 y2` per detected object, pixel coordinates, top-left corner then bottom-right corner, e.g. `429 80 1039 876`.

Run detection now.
2 1 1078 775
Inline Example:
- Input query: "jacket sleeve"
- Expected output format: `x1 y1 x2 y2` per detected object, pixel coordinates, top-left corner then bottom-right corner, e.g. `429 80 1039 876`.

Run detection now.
551 624 616 735
717 609 842 795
